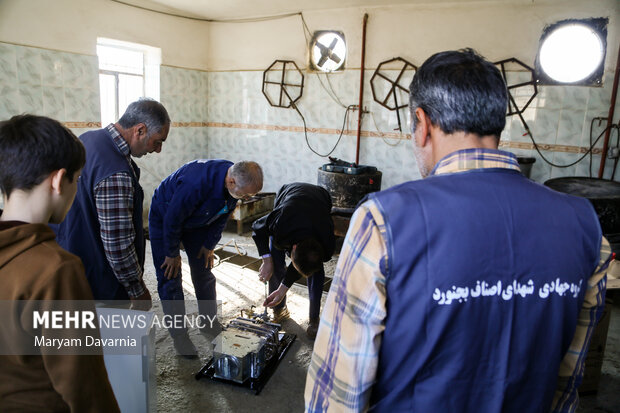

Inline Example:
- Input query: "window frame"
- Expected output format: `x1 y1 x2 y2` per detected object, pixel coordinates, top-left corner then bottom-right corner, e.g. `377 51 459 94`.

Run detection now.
97 38 160 126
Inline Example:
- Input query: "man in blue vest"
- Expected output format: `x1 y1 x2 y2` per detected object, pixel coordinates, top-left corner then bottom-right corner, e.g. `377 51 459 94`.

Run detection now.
149 160 263 358
56 98 170 311
305 49 611 412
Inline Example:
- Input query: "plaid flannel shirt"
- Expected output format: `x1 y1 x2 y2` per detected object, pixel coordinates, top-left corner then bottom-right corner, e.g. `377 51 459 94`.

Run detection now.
93 124 145 298
305 148 610 413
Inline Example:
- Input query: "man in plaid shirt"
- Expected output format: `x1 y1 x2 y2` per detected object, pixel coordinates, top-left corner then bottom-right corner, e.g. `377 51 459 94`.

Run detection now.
305 49 610 412
56 99 170 310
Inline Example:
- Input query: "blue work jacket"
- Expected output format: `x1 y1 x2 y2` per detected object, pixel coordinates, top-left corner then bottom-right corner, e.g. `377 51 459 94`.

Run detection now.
149 159 237 257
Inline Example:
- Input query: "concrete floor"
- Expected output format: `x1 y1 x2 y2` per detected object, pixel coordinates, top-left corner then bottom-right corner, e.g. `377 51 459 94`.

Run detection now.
144 229 620 413
144 231 330 412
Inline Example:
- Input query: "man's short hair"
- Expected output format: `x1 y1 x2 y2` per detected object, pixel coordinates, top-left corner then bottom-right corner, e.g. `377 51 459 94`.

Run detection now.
117 98 171 138
292 238 324 277
0 114 85 198
409 48 508 138
229 161 264 190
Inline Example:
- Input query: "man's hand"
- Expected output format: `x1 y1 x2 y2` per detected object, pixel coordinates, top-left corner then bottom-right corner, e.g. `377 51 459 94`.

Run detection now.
130 287 152 311
258 256 274 282
197 246 215 269
263 284 288 307
161 255 182 279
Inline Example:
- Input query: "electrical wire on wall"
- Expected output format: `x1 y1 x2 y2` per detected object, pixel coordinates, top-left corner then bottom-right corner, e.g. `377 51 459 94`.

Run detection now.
370 111 404 147
516 111 610 169
274 71 356 158
291 102 357 157
596 120 620 180
297 12 360 155
110 0 301 23
589 117 608 177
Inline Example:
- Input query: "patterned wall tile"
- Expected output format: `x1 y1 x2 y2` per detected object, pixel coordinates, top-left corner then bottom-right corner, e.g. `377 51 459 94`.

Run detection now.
0 43 17 84
574 155 599 178
0 83 20 120
509 110 535 142
549 152 579 178
535 86 564 109
206 67 620 186
60 54 98 90
16 46 42 86
528 108 561 145
64 88 100 121
530 151 554 183
18 84 43 115
562 87 589 111
587 83 611 112
42 86 66 120
40 50 64 87
557 108 586 147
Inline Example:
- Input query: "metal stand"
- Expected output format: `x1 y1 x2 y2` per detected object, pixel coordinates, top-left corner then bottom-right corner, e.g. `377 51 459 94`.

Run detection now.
195 332 296 395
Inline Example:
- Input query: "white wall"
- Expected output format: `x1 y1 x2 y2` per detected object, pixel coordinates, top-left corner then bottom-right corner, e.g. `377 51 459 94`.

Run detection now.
0 0 210 69
206 0 619 71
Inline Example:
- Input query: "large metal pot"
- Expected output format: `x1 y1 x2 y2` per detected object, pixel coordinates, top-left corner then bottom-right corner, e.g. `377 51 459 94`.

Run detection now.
317 168 382 213
544 177 620 254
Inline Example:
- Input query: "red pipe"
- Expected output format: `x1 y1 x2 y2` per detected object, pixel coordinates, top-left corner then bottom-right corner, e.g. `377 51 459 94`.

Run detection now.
355 13 368 165
598 42 620 178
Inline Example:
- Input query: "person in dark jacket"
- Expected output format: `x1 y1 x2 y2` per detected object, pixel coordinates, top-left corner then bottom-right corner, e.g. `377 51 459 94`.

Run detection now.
252 182 335 339
149 159 263 357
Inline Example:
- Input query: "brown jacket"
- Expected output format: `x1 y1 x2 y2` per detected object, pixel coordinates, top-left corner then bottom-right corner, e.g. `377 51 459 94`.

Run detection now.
0 221 120 413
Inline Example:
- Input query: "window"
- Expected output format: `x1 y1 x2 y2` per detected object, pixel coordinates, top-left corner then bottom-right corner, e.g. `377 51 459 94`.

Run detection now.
97 38 161 126
535 18 607 85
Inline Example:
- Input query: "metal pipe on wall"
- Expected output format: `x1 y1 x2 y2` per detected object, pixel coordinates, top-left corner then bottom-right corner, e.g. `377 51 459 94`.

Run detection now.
598 42 620 179
355 13 369 165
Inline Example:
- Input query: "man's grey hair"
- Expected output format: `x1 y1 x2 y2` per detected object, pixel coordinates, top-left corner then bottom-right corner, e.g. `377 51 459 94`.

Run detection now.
117 98 171 138
229 161 263 190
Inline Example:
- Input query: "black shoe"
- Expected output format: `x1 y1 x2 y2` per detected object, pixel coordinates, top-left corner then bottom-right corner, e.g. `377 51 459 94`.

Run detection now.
172 333 198 359
306 318 320 340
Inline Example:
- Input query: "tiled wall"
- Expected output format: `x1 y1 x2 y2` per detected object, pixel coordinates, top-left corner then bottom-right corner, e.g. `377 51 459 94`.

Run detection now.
0 42 101 210
206 70 421 193
137 65 210 210
206 68 620 193
0 42 210 214
1 40 619 212
0 42 100 125
499 71 619 183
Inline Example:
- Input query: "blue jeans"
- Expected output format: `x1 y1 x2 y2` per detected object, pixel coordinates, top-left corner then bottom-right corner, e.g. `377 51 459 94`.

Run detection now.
149 223 217 337
269 237 324 320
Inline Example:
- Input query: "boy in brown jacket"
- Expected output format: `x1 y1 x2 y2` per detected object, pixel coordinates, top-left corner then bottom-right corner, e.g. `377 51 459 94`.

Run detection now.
0 115 120 412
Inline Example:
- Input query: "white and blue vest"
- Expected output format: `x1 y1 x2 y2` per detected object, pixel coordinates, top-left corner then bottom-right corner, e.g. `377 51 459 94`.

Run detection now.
368 167 602 412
